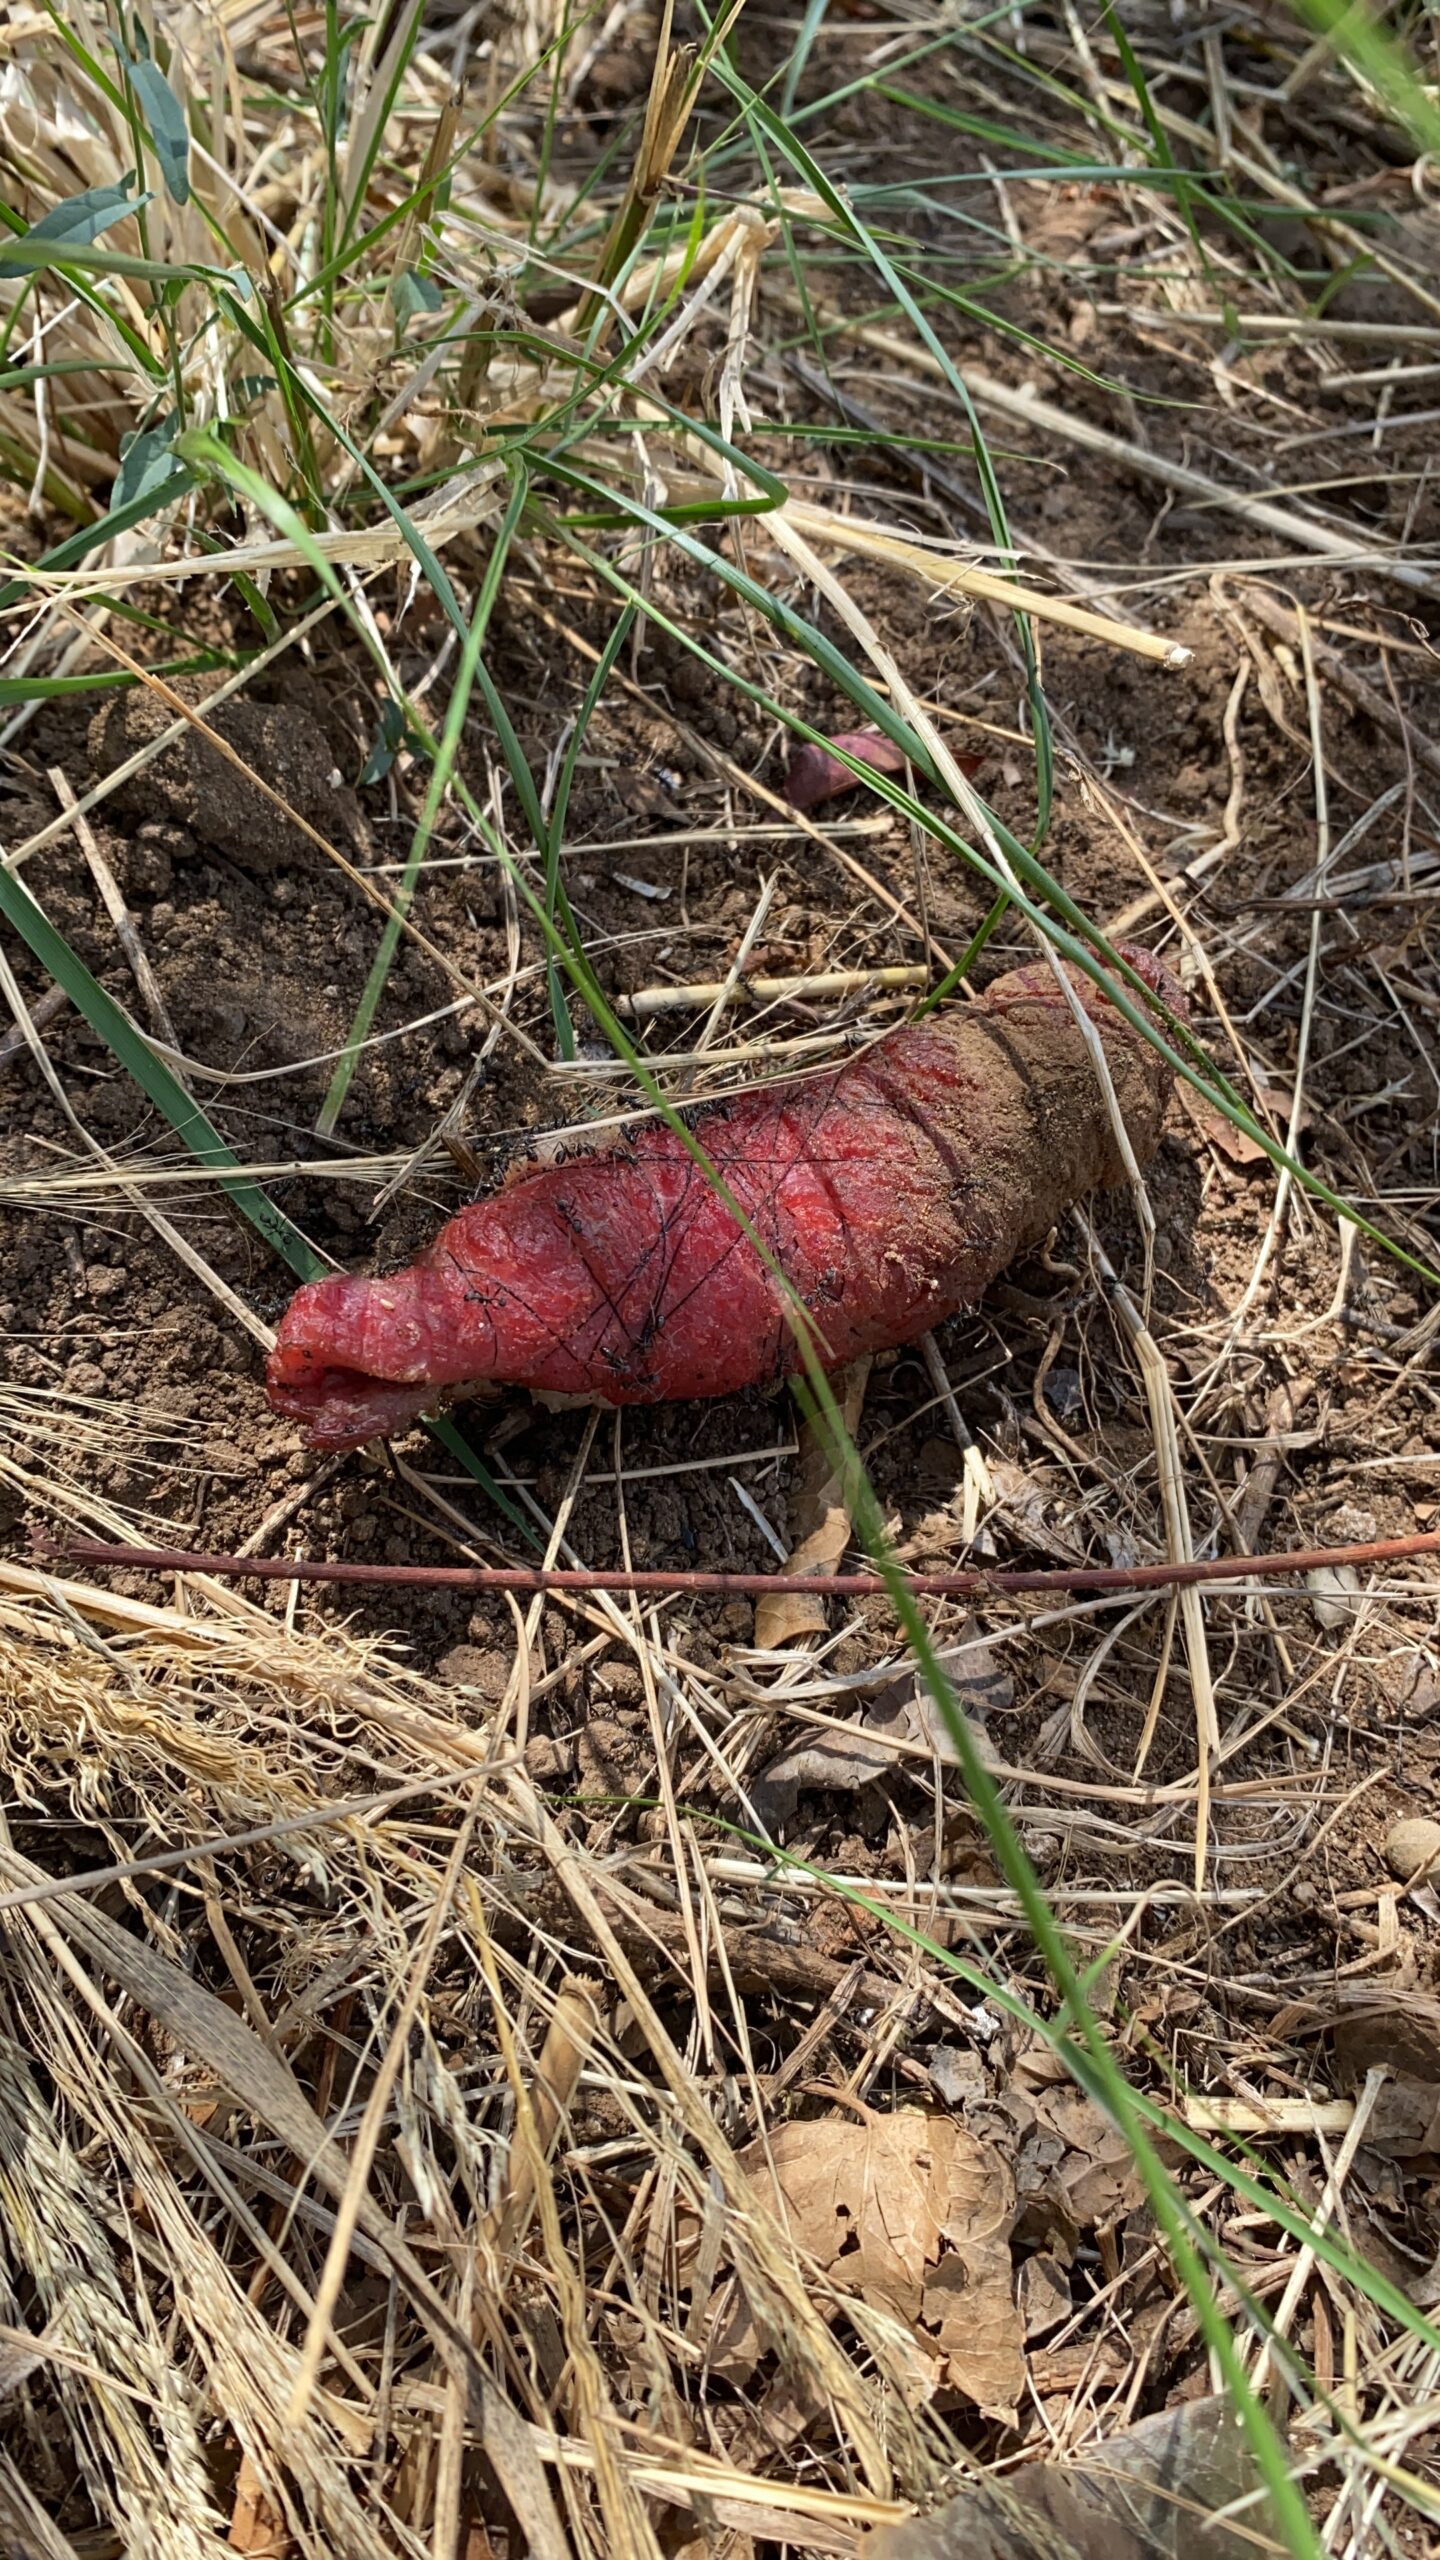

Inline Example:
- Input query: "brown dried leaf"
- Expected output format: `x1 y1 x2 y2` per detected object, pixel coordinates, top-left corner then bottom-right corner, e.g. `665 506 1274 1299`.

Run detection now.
1325 1990 1440 2156
1017 2252 1072 2340
1364 2078 1440 2158
1033 2087 1152 2229
1333 1982 1440 2091
754 1356 871 1651
750 1728 897 1829
1179 1084 1267 1166
865 1619 1014 1764
754 1620 1012 1821
860 2397 1256 2560
981 1458 1089 1566
228 2454 291 2558
739 2111 1024 2420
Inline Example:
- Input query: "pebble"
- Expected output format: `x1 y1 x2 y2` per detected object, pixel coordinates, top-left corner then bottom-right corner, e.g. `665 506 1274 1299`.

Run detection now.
1307 1563 1363 1629
1383 1817 1440 1883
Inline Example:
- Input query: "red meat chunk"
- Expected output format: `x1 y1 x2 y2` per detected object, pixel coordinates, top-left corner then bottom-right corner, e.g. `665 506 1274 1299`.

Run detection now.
267 950 1179 1449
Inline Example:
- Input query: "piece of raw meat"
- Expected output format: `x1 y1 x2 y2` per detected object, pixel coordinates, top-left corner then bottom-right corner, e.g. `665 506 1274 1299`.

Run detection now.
267 950 1180 1449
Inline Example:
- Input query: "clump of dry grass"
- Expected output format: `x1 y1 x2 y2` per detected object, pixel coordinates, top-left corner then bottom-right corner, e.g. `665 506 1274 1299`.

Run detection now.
3 0 1440 2552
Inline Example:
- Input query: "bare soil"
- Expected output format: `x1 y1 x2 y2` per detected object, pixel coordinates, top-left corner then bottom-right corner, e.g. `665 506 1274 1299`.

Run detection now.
4 22 1440 2549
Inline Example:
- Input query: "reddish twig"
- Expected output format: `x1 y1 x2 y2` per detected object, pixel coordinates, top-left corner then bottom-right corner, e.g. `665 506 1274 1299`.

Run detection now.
32 1530 1440 1602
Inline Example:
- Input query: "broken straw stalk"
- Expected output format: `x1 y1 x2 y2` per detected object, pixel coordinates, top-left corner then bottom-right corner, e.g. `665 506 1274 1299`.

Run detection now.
615 964 928 1016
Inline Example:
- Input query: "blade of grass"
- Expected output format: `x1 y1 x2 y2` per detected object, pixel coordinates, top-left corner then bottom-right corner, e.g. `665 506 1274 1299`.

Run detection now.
316 466 531 1137
713 63 1054 842
1288 0 1440 156
0 863 323 1281
542 600 637 1059
338 0 427 262
791 1376 1320 2555
778 0 829 117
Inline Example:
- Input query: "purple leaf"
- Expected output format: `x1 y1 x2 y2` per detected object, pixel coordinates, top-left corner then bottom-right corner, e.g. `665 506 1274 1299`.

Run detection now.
784 730 908 811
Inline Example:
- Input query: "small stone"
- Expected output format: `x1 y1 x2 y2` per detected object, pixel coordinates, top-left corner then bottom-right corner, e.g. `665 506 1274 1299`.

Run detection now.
928 2043 987 2109
1020 1826 1062 1872
1307 1563 1363 1629
1384 1817 1440 1883
1042 1365 1084 1421
523 1733 573 1784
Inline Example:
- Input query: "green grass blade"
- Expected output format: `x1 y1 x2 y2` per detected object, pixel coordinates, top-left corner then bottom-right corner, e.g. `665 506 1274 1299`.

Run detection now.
423 1413 534 1539
0 864 324 1282
794 1387 1321 2555
1288 0 1440 155
317 466 531 1136
215 284 552 843
779 0 829 116
336 0 426 261
543 601 636 1059
715 66 1055 839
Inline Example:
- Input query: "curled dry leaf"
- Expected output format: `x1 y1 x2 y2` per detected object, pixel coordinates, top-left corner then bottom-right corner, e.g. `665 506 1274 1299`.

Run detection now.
1178 1083 1267 1167
1017 2252 1071 2341
753 1355 871 1652
228 2453 291 2558
865 1618 1014 1764
859 2397 1257 2560
783 730 909 811
1330 1980 1440 2084
738 2110 1025 2420
751 1616 1011 1824
784 732 983 811
1327 1984 1440 2157
749 1727 896 1830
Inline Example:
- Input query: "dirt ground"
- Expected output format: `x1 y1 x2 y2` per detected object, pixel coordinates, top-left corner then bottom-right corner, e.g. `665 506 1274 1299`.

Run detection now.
3 15 1440 2554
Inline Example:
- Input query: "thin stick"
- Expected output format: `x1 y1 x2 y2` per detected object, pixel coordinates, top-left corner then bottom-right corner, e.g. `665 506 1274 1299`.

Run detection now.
47 1528 1440 1600
282 1783 486 2432
616 964 928 1017
0 979 67 1066
1239 588 1440 790
1078 1216 1217 1893
1248 2068 1387 2401
486 1976 602 2255
47 768 178 1049
1234 603 1332 1324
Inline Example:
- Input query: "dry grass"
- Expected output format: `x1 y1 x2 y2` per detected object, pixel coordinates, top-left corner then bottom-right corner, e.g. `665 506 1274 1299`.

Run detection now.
2 0 1440 2553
